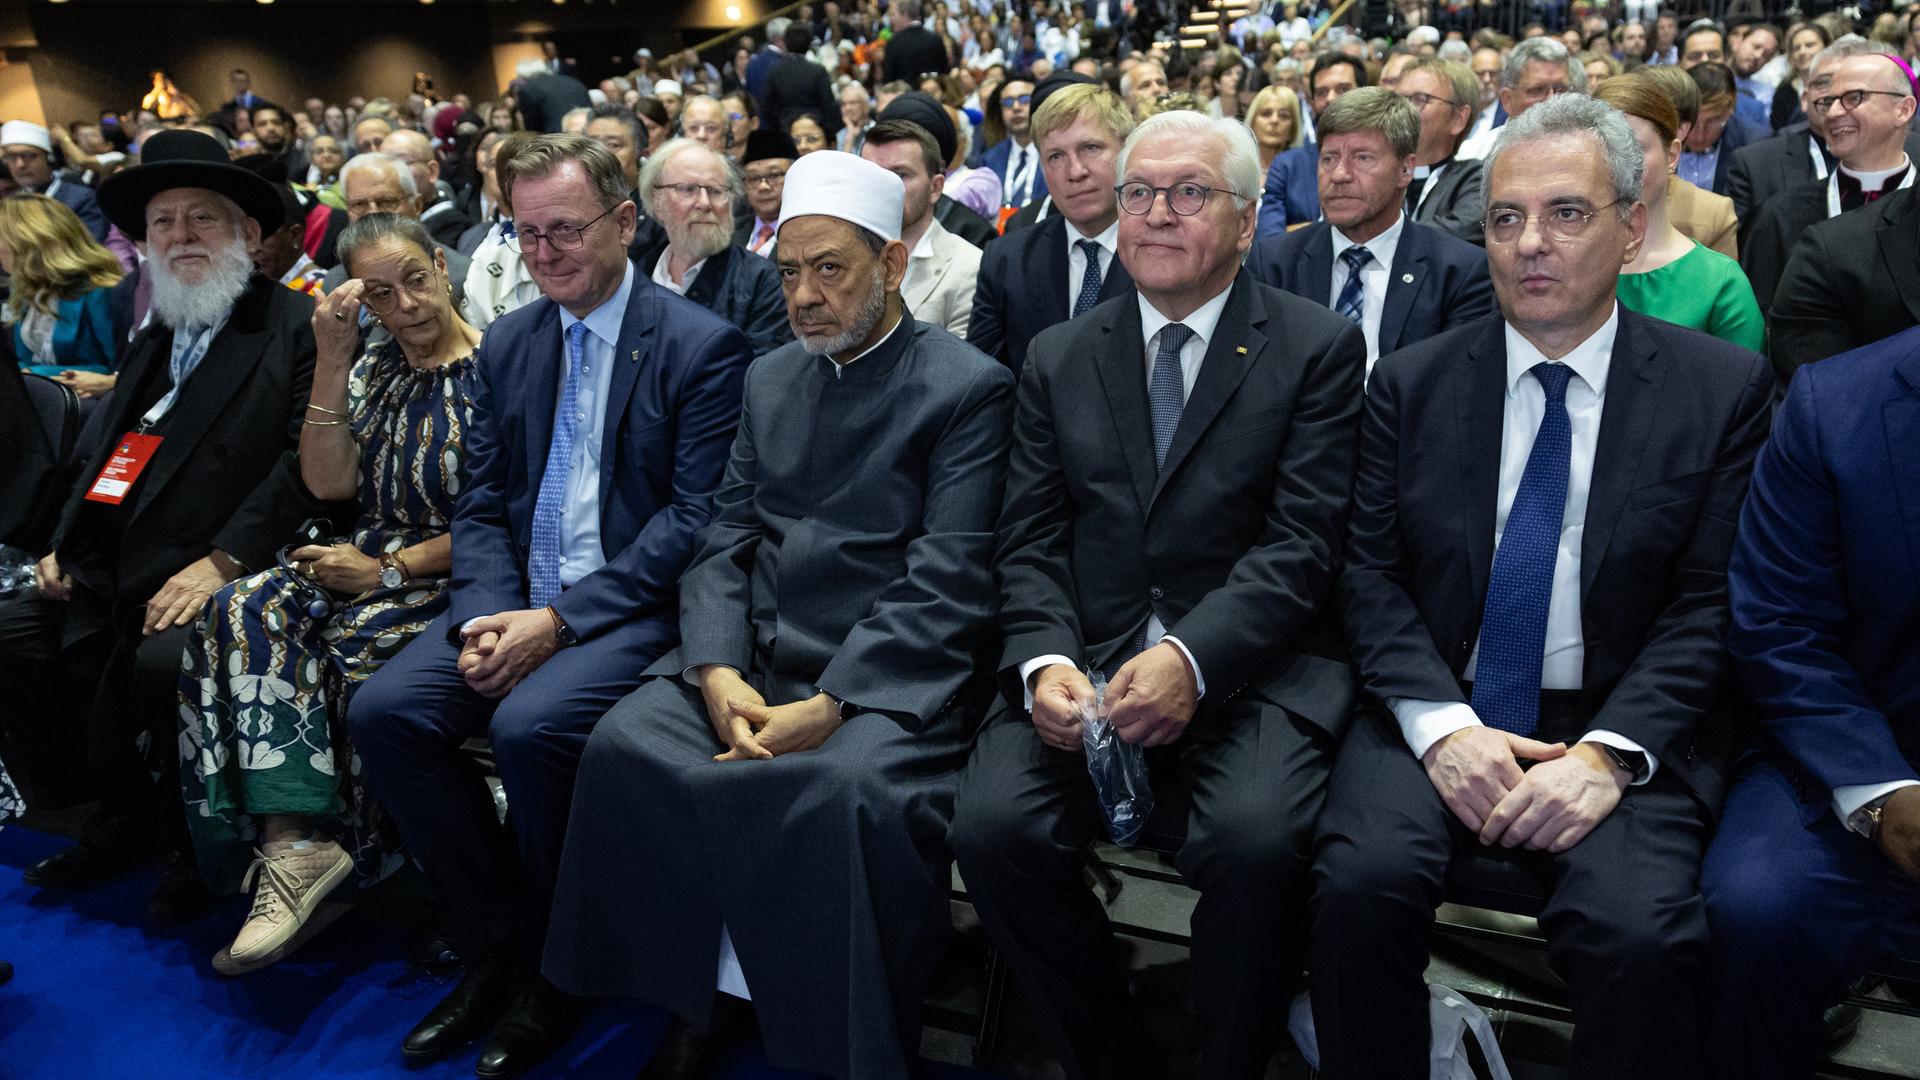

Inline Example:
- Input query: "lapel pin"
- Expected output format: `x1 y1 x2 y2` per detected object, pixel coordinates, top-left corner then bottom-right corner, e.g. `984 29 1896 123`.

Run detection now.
1235 346 1248 355
1402 273 1415 284
630 349 640 362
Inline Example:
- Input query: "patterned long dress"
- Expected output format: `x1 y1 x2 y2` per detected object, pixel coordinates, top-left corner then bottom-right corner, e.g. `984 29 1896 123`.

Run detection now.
178 344 475 893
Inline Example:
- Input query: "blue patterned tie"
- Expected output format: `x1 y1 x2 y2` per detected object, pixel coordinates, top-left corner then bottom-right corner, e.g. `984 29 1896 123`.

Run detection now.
1471 362 1574 736
1149 322 1193 470
1072 240 1105 317
1334 245 1372 325
528 321 590 609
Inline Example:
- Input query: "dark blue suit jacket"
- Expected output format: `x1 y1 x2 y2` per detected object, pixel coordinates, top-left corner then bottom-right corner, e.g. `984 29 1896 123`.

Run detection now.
1256 141 1319 239
980 138 1050 207
1728 325 1920 817
47 178 110 243
1246 217 1494 361
965 212 1133 378
450 263 755 644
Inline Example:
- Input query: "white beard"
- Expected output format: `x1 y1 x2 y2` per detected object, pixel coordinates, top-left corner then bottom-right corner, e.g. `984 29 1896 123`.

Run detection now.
665 217 734 264
148 236 255 330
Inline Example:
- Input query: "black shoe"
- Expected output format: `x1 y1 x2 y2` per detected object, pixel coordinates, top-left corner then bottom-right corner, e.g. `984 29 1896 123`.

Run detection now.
22 838 141 889
402 952 519 1065
475 976 586 1080
145 853 215 927
636 995 755 1080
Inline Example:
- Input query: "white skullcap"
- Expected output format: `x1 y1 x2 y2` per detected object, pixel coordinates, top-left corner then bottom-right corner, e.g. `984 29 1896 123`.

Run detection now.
776 150 905 243
653 79 683 98
588 88 608 106
1 121 52 153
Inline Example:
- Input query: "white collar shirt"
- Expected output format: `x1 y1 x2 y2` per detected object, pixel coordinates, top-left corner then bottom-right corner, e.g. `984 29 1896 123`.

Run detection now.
1329 212 1406 373
1063 217 1120 313
551 260 636 588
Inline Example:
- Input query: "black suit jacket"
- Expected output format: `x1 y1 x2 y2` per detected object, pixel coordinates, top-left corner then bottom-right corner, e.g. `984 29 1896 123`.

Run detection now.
935 195 998 249
1246 218 1495 361
1740 178 1827 323
1410 157 1485 245
1728 125 1920 246
1340 309 1775 807
516 73 593 134
1770 184 1920 383
636 239 794 356
421 201 475 253
967 213 1134 377
883 26 951 82
995 273 1366 732
762 53 840 132
51 276 336 606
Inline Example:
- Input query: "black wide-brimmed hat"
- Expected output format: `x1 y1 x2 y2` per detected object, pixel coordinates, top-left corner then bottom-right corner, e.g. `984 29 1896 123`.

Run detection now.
99 129 285 240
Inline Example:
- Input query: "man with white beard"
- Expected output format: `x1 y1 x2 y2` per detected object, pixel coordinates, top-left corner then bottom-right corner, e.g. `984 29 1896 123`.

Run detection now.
632 137 791 355
0 130 332 925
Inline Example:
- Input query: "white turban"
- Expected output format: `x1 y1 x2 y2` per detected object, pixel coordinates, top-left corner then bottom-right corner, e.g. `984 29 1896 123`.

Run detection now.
776 150 905 243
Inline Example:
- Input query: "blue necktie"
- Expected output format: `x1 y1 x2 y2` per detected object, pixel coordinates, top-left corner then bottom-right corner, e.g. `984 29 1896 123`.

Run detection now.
1072 240 1105 317
1334 245 1372 325
1149 322 1193 470
529 321 590 609
1470 362 1574 736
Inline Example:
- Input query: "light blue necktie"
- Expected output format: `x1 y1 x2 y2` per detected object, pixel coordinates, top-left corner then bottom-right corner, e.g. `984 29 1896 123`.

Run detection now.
1072 240 1105 318
528 321 590 609
1470 362 1574 736
1334 245 1372 325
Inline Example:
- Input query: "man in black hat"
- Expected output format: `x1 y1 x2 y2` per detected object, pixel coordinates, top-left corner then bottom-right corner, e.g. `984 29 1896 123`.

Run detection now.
875 91 999 248
735 129 798 257
0 129 334 922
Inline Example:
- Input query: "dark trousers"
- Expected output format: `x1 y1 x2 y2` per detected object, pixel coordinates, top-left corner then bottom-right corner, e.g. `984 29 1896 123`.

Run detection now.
1308 707 1712 1080
949 694 1333 1080
1700 758 1920 1080
0 586 192 847
346 610 670 965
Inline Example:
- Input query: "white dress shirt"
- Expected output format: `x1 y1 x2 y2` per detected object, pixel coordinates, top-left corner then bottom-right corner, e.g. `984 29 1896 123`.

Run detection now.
1329 212 1405 373
1064 217 1120 310
552 261 636 589
649 250 706 295
1017 285 1235 708
1388 308 1655 781
1004 139 1040 207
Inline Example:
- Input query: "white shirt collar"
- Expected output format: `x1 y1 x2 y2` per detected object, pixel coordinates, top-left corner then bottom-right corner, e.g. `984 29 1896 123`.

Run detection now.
1839 154 1912 188
650 249 706 294
1065 216 1119 254
910 216 944 259
1137 280 1235 353
1331 211 1407 271
1502 304 1618 399
559 260 637 346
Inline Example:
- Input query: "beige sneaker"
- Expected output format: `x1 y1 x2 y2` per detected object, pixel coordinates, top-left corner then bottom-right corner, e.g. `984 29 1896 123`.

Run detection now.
211 839 353 976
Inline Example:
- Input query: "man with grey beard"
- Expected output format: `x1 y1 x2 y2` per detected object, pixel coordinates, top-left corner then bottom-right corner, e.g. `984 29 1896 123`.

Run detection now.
0 130 333 925
633 137 791 355
544 149 1013 1079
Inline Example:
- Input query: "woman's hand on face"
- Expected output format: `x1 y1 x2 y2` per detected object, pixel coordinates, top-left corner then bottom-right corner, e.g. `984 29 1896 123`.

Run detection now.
312 280 367 361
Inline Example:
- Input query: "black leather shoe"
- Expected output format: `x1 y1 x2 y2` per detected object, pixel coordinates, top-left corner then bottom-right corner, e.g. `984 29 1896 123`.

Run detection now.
22 838 142 889
475 976 586 1079
402 953 519 1065
146 854 216 927
636 995 755 1080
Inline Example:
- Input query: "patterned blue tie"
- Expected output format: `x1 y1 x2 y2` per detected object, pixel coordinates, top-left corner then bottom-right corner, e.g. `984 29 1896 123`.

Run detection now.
528 321 590 609
1072 240 1105 317
1334 245 1372 325
1149 322 1193 470
1471 362 1574 736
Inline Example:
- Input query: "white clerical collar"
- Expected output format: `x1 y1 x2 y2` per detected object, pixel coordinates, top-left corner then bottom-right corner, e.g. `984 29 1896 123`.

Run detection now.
1503 304 1618 400
1839 154 1912 190
1137 280 1234 353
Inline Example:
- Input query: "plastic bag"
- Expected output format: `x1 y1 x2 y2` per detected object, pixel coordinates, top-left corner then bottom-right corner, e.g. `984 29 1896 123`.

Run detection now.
1288 984 1515 1080
1081 668 1155 846
0 546 38 601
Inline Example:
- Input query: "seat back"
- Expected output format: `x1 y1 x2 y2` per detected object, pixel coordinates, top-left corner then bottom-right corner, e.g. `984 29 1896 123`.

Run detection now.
0 369 80 552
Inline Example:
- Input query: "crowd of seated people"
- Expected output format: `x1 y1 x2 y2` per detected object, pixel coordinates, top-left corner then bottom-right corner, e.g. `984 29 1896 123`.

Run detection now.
1 2 1917 1079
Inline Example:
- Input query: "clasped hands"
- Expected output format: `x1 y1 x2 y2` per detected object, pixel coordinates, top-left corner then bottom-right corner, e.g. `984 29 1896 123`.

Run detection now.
1029 641 1199 753
1422 725 1631 854
458 608 561 699
695 665 843 762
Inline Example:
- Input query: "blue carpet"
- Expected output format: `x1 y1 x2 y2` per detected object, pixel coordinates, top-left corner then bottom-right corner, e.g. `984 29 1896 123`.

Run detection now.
0 826 1001 1080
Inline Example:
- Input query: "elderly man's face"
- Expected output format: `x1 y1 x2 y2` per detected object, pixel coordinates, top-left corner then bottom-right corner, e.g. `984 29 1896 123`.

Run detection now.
382 130 439 198
1 144 52 189
354 120 390 155
775 215 904 355
681 100 728 152
1039 111 1123 233
655 147 735 258
1117 129 1257 309
585 117 642 188
145 186 258 286
1485 133 1643 345
1130 64 1169 109
344 164 416 221
1318 128 1411 234
310 136 345 176
1500 59 1574 119
514 161 637 316
1399 68 1470 161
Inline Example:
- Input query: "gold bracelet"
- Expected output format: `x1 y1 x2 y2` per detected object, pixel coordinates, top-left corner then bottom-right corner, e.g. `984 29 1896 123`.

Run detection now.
305 403 348 418
303 418 348 426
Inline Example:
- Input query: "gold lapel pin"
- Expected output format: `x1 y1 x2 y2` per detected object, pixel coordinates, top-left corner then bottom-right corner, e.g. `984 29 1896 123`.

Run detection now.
1235 346 1248 355
630 349 640 362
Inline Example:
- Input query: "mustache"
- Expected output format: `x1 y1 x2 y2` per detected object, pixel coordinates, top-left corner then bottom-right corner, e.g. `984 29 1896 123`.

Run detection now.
165 245 212 263
794 305 836 324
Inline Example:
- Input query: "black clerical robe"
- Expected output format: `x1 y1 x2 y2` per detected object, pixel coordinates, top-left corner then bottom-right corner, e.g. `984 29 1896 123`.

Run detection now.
543 312 1014 1079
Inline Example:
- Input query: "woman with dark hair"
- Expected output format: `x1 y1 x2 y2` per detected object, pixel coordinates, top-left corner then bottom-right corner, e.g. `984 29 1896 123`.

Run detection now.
786 110 830 155
178 212 481 976
634 96 672 155
720 89 757 158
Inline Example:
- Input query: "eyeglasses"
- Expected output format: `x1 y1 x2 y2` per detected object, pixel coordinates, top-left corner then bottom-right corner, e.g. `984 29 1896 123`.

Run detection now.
1517 81 1574 102
507 203 618 252
346 195 413 216
655 181 732 203
742 170 788 188
1114 181 1244 216
1811 88 1911 115
1397 90 1458 110
1000 93 1033 108
1483 197 1626 244
362 267 441 315
726 112 747 122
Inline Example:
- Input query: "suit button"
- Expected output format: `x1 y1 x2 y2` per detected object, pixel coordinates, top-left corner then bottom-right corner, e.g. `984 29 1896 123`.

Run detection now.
1149 586 1165 600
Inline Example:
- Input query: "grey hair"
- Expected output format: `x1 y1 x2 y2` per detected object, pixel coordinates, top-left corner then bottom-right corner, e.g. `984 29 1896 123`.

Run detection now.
337 212 437 278
1809 35 1899 88
1502 36 1588 93
340 151 418 197
1119 61 1164 98
1438 40 1473 64
1116 109 1263 211
1482 93 1641 215
766 16 793 39
637 137 742 218
515 59 548 80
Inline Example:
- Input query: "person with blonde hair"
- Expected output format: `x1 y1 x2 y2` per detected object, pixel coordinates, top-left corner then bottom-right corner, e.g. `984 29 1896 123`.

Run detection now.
0 193 125 395
1245 83 1306 175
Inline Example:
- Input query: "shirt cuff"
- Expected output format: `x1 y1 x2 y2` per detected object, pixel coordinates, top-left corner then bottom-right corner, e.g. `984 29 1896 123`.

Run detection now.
1833 779 1920 834
1387 697 1481 760
1019 654 1078 712
1159 635 1206 699
1580 729 1658 786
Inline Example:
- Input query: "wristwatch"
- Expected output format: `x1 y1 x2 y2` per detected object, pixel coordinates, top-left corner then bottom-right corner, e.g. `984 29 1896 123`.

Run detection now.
1850 795 1893 841
1597 743 1649 783
547 606 578 647
378 552 409 589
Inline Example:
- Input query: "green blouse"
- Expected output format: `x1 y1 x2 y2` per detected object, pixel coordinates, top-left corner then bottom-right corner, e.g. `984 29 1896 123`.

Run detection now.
1615 241 1766 353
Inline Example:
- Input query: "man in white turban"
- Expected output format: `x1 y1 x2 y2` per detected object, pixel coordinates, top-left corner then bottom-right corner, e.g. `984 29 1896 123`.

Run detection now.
542 151 1016 1079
